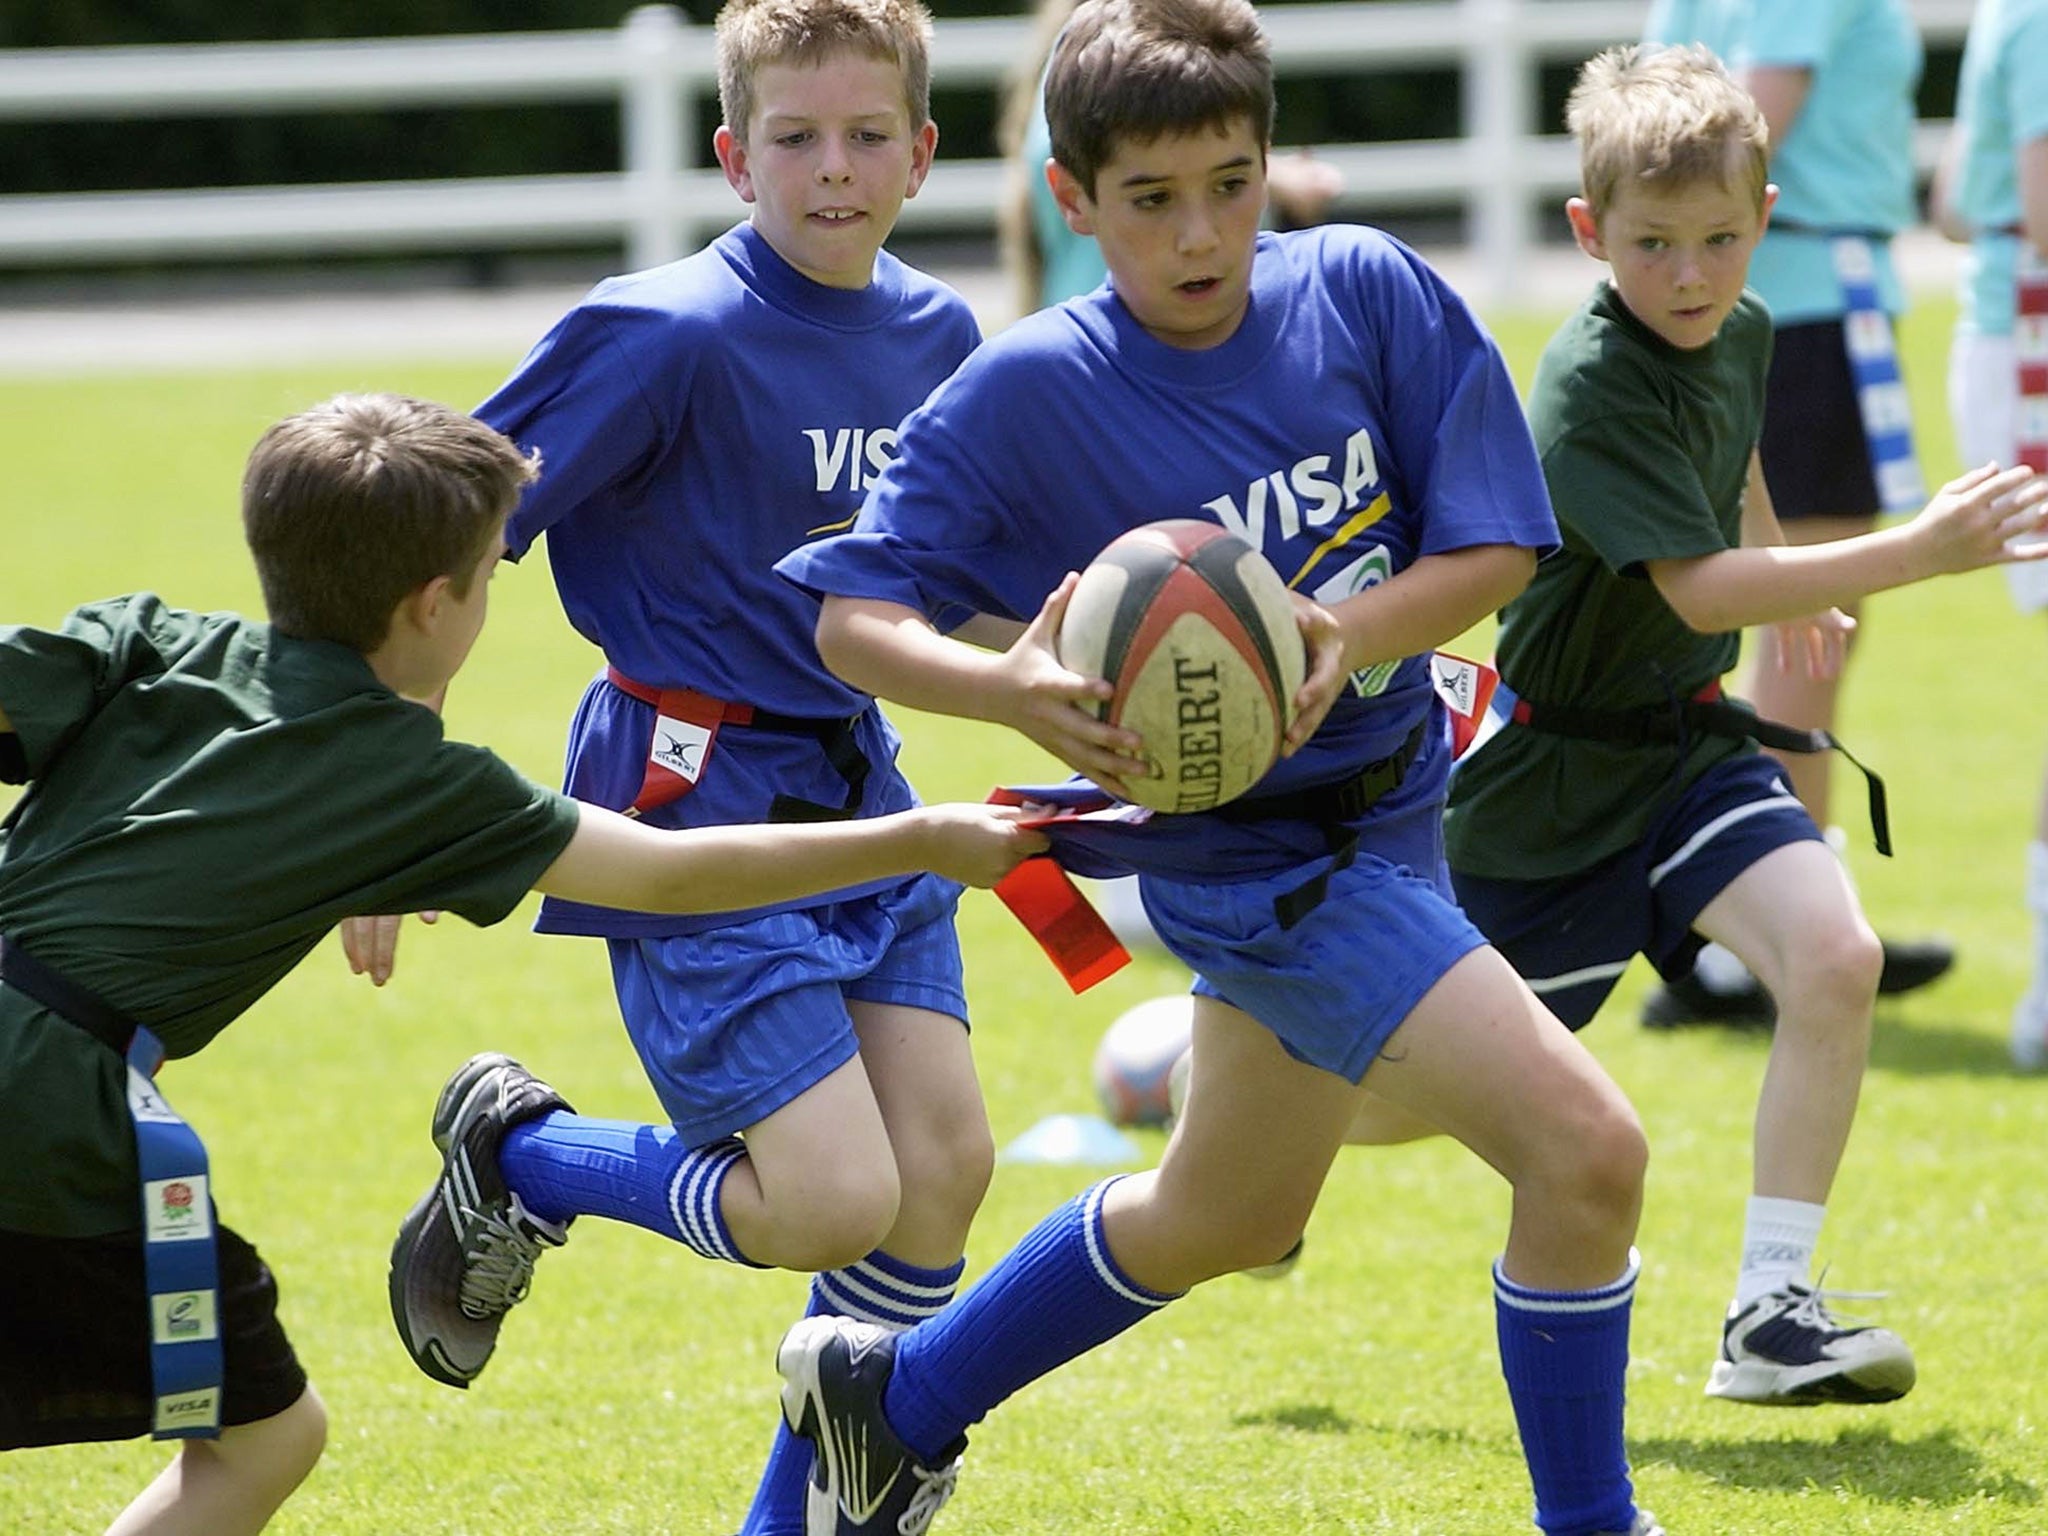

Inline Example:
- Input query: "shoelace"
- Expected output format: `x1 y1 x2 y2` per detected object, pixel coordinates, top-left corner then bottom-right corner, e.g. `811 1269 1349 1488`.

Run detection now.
1784 1268 1890 1335
895 1457 961 1536
456 1206 555 1319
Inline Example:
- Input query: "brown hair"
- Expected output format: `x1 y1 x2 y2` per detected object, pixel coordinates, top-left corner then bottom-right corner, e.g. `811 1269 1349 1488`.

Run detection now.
1566 43 1770 222
716 0 934 145
242 393 538 653
1045 0 1274 200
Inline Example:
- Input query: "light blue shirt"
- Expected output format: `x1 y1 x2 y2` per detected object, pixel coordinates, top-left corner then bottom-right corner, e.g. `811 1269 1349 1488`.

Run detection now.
1950 0 2048 336
1646 0 1922 323
1021 88 1109 308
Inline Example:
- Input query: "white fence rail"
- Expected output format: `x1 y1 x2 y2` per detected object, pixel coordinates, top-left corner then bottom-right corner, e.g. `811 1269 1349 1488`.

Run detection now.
0 0 1978 303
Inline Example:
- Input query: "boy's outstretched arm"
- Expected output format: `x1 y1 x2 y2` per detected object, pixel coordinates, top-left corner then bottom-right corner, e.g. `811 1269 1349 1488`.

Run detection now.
1648 463 2048 634
534 802 1048 914
816 578 1149 795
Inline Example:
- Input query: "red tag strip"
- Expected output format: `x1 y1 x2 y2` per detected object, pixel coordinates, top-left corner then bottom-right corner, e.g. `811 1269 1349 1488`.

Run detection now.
993 857 1131 993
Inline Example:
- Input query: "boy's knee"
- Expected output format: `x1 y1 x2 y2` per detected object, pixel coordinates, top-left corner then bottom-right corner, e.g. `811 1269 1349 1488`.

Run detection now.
896 1117 995 1226
1781 918 1883 1014
774 1170 902 1270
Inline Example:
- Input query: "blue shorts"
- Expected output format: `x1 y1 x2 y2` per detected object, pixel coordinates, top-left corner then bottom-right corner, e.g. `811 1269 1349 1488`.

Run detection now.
1141 789 1488 1084
1451 753 1822 1030
608 873 966 1146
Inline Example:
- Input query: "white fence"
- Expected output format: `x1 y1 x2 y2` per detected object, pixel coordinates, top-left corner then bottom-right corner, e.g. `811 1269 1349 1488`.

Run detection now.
0 0 1978 304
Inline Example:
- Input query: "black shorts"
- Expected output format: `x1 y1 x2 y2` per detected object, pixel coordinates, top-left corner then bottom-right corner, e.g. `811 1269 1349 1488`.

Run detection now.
0 1220 307 1448
1760 319 1885 521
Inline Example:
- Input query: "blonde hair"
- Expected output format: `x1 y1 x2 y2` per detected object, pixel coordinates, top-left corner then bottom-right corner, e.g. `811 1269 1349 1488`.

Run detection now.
1566 43 1769 222
716 0 934 144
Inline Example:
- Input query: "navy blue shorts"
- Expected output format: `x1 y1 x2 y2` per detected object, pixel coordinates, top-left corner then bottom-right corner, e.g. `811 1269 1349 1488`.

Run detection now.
1762 319 1885 522
1143 785 1488 1084
608 872 966 1147
1451 753 1823 1029
0 1220 307 1448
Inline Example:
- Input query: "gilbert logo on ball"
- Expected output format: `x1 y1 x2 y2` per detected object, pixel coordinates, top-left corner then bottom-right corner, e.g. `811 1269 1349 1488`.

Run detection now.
1057 520 1307 814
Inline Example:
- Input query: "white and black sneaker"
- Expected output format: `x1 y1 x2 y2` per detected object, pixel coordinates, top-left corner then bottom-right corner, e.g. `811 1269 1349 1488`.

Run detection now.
777 1316 964 1536
389 1052 571 1389
1705 1282 1916 1406
1602 1512 1666 1536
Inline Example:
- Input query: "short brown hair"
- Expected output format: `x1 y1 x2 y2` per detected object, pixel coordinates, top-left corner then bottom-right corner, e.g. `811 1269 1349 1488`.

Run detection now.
1567 44 1770 223
1045 0 1274 200
716 0 934 145
242 393 538 653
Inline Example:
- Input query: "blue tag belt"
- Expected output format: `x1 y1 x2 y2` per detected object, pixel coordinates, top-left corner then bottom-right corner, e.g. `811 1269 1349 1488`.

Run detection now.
0 936 222 1439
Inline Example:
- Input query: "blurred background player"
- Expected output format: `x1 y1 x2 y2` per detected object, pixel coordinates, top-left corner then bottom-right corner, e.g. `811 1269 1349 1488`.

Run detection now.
772 2 1664 1532
1440 44 2048 1408
375 4 1007 1535
1640 0 1957 1027
1931 0 2048 1066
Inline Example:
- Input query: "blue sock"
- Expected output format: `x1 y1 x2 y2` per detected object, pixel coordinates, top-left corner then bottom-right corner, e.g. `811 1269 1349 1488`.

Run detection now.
885 1178 1178 1464
1494 1252 1639 1536
499 1113 763 1266
740 1251 965 1536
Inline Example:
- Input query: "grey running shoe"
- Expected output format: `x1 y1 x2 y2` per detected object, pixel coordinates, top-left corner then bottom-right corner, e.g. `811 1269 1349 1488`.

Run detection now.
1705 1282 1916 1406
777 1316 964 1536
389 1052 571 1389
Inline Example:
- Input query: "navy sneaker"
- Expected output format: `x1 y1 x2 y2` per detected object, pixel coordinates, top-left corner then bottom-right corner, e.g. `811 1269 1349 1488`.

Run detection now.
1876 935 1954 995
1705 1282 1916 1406
389 1052 571 1388
777 1316 964 1535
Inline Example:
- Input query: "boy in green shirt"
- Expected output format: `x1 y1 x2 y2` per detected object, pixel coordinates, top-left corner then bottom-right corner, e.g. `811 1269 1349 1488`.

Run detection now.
1438 44 2048 1408
0 392 1042 1534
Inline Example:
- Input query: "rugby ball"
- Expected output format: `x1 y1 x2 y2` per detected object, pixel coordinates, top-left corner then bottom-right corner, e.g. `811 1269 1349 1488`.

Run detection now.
1092 994 1196 1128
1057 520 1305 814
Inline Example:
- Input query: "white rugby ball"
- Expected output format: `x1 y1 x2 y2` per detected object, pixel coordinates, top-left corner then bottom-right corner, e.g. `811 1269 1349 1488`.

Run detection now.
1056 520 1305 814
1092 994 1196 1129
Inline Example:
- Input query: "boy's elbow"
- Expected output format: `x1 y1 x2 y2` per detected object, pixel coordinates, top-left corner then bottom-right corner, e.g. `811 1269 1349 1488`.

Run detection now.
814 599 864 686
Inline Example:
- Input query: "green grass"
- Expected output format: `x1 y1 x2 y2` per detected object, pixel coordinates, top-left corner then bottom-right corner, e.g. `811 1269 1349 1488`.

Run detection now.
6 298 2048 1534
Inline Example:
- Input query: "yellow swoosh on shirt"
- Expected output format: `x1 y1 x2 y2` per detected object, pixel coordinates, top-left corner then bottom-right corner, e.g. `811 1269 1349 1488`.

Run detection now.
1287 493 1391 590
805 513 860 538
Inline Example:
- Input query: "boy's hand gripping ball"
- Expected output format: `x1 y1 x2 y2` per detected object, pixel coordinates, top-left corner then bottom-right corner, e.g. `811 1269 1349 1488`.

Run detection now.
1056 519 1306 814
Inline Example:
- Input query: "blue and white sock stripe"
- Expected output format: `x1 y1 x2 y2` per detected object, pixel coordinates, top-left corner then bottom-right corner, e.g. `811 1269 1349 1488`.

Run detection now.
666 1135 755 1265
1494 1247 1641 1314
1833 235 1924 514
815 1255 965 1330
1079 1177 1179 1308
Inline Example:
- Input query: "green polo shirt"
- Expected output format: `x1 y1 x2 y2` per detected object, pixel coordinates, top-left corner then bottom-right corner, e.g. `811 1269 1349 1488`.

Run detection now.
0 594 581 1235
1445 283 1772 880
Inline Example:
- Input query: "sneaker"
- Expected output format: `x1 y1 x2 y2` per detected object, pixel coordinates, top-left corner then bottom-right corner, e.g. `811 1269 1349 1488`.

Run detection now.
2011 989 2048 1071
1602 1515 1666 1536
1877 935 1955 996
777 1316 964 1535
1640 970 1775 1030
1704 1282 1916 1406
388 1052 572 1389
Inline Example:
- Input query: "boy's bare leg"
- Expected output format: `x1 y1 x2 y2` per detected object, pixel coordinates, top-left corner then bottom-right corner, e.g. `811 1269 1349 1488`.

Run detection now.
105 1386 326 1536
848 1000 993 1267
1694 839 1880 1205
1110 950 1643 1295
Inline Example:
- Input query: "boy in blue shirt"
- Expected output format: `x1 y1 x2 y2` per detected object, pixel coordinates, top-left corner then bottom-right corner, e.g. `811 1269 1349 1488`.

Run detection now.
379 2 1005 1532
1443 44 2047 1411
0 393 1042 1536
769 1 1664 1532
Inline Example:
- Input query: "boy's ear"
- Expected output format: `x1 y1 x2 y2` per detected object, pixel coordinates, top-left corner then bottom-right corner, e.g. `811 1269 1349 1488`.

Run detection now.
902 120 939 199
714 124 756 204
1759 182 1779 233
1047 159 1095 237
1565 197 1605 260
400 574 456 639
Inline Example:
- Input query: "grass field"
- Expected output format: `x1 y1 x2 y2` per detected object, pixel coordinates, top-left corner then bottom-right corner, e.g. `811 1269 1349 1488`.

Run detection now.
5 295 2048 1535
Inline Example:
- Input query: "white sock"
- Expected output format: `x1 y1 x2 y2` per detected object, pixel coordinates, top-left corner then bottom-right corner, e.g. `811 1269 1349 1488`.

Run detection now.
1736 1195 1825 1309
1694 941 1754 994
2027 843 2048 995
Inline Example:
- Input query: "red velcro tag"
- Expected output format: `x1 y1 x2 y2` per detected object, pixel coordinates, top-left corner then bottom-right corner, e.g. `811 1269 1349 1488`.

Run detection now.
993 857 1131 993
